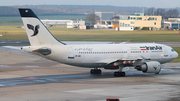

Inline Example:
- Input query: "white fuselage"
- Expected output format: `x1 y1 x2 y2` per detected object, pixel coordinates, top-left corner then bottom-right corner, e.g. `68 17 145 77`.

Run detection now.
41 43 178 68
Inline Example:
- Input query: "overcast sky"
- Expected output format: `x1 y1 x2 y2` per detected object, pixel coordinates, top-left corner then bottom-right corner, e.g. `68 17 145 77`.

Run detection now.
0 0 180 8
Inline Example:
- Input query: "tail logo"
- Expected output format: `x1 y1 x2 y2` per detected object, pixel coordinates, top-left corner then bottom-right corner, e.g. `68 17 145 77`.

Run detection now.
27 24 40 37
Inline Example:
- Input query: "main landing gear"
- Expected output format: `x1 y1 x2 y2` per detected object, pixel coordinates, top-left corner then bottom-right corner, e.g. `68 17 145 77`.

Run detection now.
90 68 102 74
114 66 126 77
90 66 126 77
114 71 126 77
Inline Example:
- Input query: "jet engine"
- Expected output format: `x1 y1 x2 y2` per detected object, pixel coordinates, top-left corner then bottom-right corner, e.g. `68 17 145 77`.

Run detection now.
135 61 161 74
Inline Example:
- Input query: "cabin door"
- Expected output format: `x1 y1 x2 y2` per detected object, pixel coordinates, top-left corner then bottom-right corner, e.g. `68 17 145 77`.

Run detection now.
68 47 74 59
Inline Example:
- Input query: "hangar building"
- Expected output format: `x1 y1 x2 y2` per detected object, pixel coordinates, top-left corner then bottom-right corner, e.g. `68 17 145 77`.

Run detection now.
95 12 114 20
164 18 180 30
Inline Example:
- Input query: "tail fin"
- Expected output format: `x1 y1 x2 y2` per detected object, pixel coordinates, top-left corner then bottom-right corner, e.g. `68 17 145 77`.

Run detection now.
19 8 66 46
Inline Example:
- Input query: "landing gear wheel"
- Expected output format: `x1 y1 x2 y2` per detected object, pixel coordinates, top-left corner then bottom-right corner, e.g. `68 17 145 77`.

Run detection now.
114 72 126 77
121 72 125 77
90 69 101 74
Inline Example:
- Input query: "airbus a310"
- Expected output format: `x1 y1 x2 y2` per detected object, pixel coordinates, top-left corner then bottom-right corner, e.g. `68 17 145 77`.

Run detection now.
19 8 178 77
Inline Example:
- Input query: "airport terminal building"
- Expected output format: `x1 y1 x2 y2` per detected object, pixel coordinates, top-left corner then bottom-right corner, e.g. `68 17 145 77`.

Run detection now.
94 12 163 30
41 12 163 30
119 15 162 30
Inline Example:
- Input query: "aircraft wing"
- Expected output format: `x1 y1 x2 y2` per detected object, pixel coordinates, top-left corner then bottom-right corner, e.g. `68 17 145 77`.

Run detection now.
96 56 143 65
96 58 120 64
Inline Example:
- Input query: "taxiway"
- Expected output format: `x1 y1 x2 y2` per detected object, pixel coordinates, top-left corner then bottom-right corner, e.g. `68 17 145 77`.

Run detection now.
0 42 180 101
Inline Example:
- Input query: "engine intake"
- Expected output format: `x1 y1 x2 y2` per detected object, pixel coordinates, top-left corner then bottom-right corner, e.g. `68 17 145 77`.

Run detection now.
135 61 161 74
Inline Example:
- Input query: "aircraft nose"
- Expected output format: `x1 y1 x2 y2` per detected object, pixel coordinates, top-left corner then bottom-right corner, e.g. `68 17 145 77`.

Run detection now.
172 51 179 58
175 51 179 58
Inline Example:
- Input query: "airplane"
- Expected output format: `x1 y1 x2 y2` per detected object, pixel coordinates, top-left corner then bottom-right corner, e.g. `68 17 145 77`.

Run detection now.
19 8 178 77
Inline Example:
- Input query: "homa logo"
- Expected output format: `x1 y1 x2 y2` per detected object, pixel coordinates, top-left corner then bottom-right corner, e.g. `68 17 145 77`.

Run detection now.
27 24 40 37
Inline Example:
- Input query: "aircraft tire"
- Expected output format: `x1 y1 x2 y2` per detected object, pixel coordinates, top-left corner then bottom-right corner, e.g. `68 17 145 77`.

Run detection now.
90 69 101 74
114 72 126 77
121 72 125 77
97 69 102 74
90 69 94 74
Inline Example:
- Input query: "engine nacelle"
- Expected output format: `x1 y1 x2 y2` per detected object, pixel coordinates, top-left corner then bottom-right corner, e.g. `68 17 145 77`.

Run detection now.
135 61 161 74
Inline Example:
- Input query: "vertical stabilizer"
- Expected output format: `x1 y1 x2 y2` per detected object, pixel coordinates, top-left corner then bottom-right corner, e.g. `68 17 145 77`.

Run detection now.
19 8 66 46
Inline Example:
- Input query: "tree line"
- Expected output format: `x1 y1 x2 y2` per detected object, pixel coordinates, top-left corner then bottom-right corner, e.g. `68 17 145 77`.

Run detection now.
0 5 144 16
145 8 179 19
0 5 179 20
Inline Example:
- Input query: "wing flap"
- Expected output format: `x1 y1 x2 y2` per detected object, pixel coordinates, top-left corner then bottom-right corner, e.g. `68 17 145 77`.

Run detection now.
96 58 120 64
96 56 143 66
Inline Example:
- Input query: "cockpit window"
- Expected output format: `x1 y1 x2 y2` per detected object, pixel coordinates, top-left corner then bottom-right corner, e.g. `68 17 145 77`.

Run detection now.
171 49 175 52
